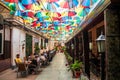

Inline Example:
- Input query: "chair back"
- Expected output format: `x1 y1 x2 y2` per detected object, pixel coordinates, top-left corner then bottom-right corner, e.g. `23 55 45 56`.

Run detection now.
14 59 18 67
18 63 26 72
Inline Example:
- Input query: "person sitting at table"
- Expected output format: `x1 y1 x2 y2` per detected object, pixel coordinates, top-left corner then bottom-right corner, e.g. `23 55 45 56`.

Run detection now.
28 53 38 66
15 54 22 64
15 54 36 74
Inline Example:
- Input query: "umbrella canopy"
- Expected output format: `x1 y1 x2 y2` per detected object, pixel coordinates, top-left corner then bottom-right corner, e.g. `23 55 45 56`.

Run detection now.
2 0 104 40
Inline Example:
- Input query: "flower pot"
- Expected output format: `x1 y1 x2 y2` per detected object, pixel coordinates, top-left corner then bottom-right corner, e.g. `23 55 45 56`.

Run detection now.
74 71 81 78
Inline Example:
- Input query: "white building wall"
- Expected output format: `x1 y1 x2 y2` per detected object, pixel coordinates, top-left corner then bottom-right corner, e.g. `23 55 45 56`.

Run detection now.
11 27 26 66
39 37 41 49
49 40 56 50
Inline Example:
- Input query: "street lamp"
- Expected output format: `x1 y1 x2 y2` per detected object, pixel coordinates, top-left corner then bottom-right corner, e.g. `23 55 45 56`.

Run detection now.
96 32 105 80
96 33 105 53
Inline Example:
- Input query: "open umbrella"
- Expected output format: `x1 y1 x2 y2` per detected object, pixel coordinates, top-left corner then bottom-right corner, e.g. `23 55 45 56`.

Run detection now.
68 11 76 16
60 0 79 9
49 0 59 3
81 0 90 8
5 0 18 3
78 6 90 17
21 0 36 5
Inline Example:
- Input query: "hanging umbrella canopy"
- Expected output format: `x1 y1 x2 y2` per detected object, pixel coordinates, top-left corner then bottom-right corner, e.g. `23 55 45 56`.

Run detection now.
60 0 79 9
1 0 103 40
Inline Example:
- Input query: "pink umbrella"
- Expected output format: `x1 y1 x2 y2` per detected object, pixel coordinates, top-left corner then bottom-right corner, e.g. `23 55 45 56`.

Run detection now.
5 0 18 3
61 2 69 8
49 0 59 3
60 0 78 9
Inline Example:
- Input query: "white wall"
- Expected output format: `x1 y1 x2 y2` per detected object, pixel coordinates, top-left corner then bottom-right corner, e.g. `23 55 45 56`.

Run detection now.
48 40 57 50
11 27 26 66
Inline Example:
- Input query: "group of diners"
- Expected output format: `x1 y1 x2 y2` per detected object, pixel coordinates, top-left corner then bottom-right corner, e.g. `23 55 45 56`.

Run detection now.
15 49 56 75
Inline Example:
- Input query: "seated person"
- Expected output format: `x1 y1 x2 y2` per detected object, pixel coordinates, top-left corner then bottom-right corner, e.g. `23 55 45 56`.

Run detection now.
28 53 35 60
40 53 46 61
15 54 36 74
28 53 38 66
15 54 22 64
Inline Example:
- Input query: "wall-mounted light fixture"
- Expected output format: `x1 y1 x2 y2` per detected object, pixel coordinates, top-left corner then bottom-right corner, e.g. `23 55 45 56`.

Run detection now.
96 32 105 53
96 32 106 80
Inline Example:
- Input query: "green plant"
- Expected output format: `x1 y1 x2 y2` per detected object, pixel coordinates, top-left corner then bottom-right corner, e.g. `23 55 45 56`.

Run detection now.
34 44 40 54
68 60 83 71
62 46 66 51
64 52 73 64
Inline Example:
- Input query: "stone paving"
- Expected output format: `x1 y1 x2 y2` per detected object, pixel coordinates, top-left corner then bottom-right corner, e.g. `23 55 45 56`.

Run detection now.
36 52 77 80
0 53 79 80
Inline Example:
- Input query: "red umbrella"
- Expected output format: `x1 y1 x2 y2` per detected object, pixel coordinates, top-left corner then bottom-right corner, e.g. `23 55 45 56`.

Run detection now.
68 11 76 16
52 17 61 21
32 21 37 27
27 11 34 18
22 4 32 9
56 12 61 17
5 0 18 3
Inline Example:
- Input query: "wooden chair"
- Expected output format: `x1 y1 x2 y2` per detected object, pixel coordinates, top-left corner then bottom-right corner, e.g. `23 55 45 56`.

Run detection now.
14 59 28 78
16 63 28 77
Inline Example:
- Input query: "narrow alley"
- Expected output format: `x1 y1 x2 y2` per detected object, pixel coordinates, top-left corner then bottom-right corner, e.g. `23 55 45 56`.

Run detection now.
35 52 74 80
0 0 120 80
0 52 87 80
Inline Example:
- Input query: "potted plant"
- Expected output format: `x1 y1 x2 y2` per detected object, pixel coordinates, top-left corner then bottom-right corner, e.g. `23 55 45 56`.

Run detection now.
68 60 83 78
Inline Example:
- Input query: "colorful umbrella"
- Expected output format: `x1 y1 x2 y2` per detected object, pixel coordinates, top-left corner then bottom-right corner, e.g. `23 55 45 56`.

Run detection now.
21 0 36 5
81 0 90 8
49 0 59 3
5 0 18 3
60 0 79 9
78 7 90 17
68 11 76 16
1 0 101 40
22 4 32 9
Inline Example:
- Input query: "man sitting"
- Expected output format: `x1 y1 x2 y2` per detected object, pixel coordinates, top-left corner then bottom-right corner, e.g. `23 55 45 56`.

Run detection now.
15 54 36 74
15 54 22 64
